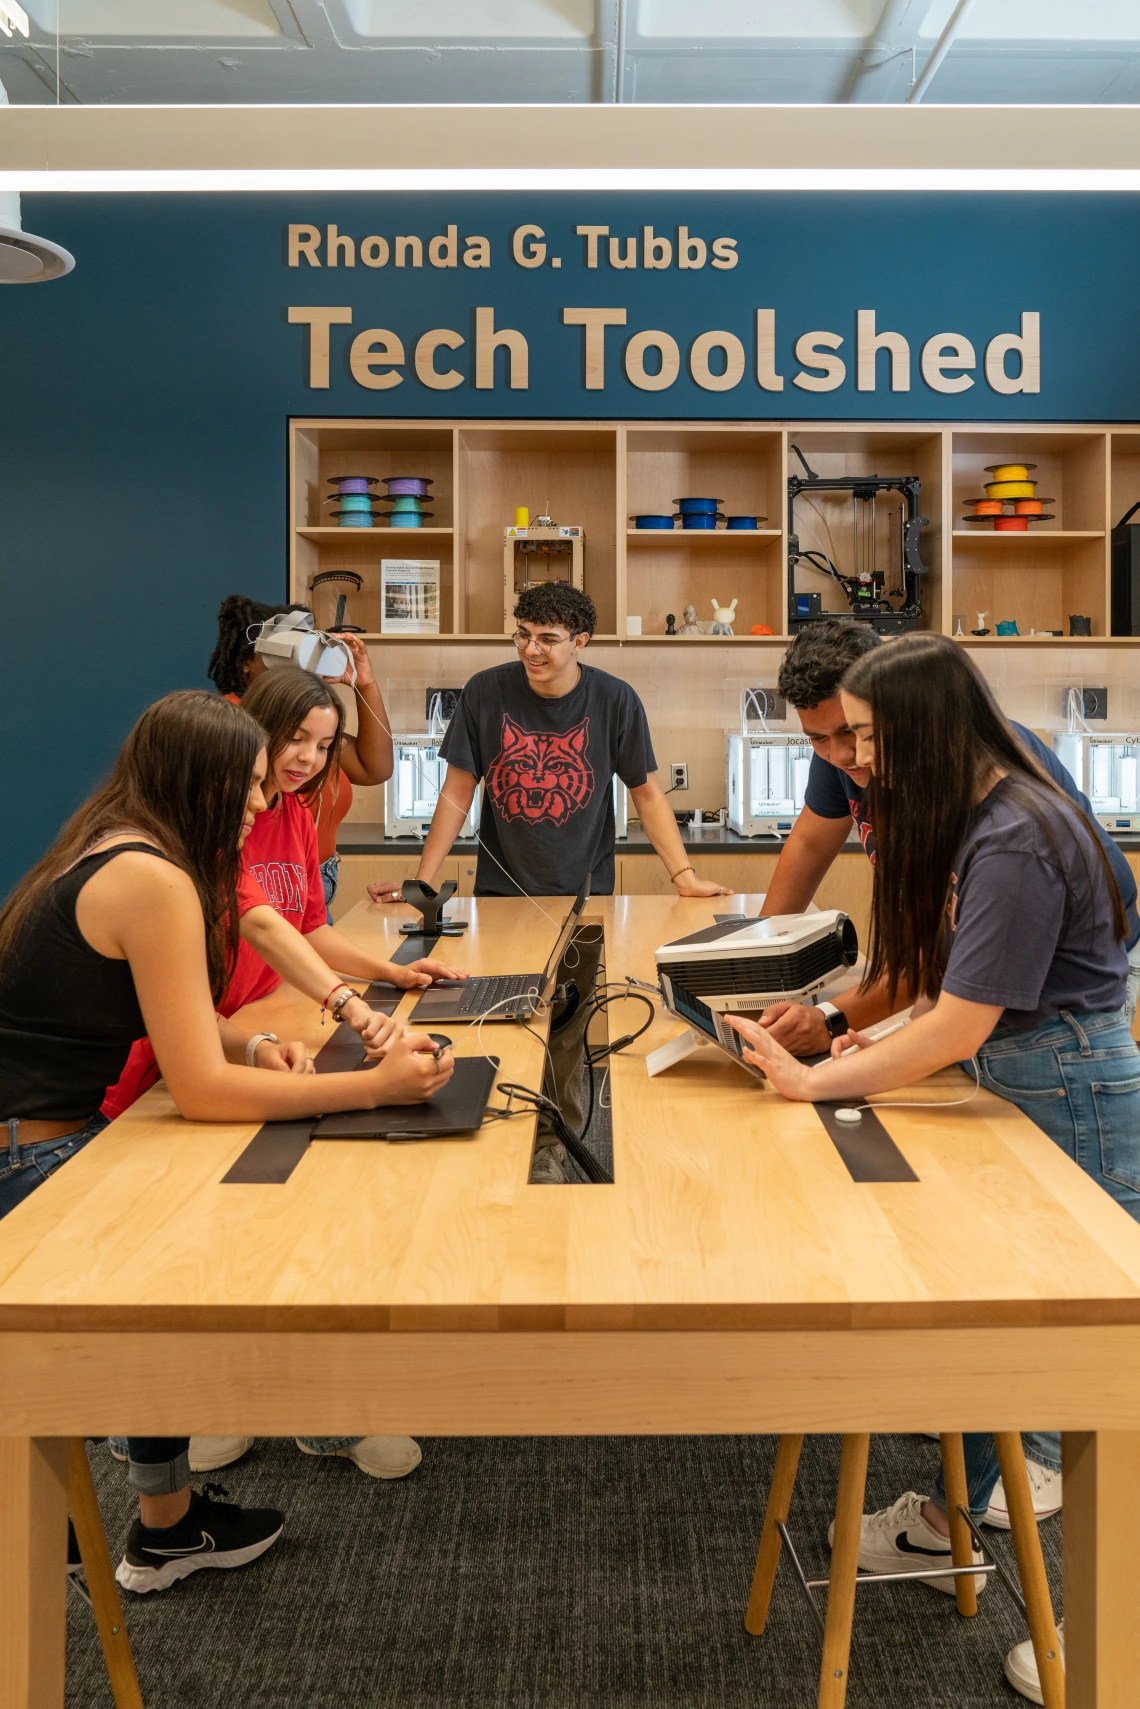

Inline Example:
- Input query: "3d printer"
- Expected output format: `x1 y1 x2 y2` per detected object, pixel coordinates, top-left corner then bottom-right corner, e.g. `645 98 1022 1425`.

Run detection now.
385 737 482 840
787 444 928 635
1053 731 1140 833
503 513 584 633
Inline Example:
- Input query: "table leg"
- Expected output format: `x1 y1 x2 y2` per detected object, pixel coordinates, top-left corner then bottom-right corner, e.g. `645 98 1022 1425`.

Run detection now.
1064 1430 1140 1709
994 1434 1064 1709
818 1432 869 1709
939 1433 979 1618
745 1432 803 1636
68 1440 144 1709
0 1436 70 1709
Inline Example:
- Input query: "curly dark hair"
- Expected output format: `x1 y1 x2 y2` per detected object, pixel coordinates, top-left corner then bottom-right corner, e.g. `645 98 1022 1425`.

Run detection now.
514 583 596 638
207 593 310 698
777 620 881 710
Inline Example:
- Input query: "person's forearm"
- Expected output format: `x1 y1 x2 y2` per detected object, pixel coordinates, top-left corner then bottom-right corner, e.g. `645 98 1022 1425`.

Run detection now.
631 784 693 883
344 679 394 785
825 975 914 1033
803 997 1000 1101
241 907 362 1006
415 770 475 887
217 1016 250 1065
167 1061 390 1123
760 810 852 916
305 921 407 982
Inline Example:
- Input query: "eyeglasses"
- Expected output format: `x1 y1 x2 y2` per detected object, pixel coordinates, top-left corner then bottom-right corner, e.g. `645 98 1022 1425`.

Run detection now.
511 630 574 654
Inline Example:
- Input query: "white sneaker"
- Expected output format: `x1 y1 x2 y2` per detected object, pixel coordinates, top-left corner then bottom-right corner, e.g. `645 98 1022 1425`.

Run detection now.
188 1437 254 1472
828 1490 987 1596
984 1461 1062 1530
296 1436 422 1479
1004 1619 1065 1704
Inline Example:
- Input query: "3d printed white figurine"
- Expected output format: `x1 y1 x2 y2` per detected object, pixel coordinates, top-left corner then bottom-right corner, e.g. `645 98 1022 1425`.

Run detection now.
710 597 738 636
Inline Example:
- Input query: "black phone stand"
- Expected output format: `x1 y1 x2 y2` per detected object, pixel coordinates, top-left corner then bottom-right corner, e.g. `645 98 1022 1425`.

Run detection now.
398 878 469 937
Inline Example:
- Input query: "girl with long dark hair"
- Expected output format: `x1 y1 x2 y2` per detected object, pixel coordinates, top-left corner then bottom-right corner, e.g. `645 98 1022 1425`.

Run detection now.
0 691 453 1592
728 636 1140 1687
209 592 394 917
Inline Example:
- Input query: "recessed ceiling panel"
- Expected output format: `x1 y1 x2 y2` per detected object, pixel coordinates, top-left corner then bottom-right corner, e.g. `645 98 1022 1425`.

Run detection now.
343 0 594 38
918 0 1140 40
638 0 877 39
25 0 281 34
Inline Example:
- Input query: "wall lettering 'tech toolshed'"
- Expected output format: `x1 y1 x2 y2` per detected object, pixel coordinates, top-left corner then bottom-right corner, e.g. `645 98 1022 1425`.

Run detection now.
286 304 1041 397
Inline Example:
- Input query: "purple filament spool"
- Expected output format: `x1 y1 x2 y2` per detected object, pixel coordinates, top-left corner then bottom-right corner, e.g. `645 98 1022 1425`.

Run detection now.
327 475 378 494
383 476 434 497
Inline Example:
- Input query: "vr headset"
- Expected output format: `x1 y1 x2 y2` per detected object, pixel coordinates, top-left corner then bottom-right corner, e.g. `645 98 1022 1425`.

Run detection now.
252 611 350 680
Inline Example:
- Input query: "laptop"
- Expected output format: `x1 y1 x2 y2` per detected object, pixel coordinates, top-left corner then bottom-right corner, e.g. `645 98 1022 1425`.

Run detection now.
407 881 590 1024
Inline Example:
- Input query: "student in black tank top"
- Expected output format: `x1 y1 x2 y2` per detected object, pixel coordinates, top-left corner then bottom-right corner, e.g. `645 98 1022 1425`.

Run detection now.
0 690 454 1594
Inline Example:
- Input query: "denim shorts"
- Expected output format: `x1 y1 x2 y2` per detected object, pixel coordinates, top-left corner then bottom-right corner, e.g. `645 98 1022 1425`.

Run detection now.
320 852 340 925
975 1009 1140 1219
0 1114 109 1221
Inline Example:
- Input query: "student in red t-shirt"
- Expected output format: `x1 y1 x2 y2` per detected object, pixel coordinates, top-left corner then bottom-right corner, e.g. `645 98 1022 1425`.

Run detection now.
208 592 393 919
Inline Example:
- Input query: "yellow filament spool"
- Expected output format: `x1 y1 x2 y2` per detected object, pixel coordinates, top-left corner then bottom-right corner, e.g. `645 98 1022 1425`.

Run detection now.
985 479 1037 499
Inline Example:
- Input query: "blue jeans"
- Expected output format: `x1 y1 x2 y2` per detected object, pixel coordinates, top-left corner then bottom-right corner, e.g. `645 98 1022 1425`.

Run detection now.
930 1008 1140 1517
320 853 340 925
1 1115 191 1494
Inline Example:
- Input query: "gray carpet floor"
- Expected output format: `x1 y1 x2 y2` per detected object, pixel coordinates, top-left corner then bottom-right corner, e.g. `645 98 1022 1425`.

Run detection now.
68 1430 1058 1708
67 1089 1058 1707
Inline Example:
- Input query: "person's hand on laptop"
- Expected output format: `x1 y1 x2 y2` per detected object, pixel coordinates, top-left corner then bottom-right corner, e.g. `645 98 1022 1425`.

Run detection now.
361 1030 455 1103
389 958 467 988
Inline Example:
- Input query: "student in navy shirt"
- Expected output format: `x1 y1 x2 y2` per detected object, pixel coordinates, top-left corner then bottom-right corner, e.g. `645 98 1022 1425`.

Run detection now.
758 622 1140 1057
731 636 1140 1699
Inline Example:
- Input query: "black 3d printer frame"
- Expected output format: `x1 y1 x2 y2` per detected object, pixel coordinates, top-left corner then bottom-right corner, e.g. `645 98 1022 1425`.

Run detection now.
787 446 928 636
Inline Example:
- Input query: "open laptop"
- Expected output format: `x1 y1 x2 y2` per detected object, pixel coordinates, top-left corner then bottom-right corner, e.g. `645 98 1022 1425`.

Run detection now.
408 881 590 1024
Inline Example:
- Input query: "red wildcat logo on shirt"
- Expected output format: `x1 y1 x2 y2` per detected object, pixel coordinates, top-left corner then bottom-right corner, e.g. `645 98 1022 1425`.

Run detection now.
486 714 595 825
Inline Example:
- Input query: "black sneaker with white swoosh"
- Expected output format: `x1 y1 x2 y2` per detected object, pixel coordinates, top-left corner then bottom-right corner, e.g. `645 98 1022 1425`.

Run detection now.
115 1484 283 1594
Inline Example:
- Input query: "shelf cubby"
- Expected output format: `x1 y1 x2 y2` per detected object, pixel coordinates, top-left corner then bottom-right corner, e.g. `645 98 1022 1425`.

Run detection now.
623 531 784 639
457 425 618 637
950 430 1108 636
785 429 944 633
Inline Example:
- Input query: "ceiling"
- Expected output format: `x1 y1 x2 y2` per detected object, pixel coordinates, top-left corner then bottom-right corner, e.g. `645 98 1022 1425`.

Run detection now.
2 0 1139 107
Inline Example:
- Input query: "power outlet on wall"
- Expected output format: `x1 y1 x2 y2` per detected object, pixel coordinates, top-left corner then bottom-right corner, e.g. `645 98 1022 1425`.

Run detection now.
1060 686 1109 721
670 763 689 792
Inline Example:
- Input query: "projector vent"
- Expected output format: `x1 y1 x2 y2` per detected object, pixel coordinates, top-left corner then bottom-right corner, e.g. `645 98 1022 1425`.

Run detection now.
660 934 843 997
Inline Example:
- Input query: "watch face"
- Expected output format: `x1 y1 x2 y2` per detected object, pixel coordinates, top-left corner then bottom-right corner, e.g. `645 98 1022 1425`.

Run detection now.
824 1010 847 1038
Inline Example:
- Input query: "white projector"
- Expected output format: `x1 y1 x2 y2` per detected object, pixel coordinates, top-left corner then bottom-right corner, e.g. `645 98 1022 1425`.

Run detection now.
655 910 858 1069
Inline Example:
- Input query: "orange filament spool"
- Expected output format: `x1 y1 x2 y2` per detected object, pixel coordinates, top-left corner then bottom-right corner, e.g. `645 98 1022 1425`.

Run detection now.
994 516 1029 531
966 499 1004 516
1013 498 1045 515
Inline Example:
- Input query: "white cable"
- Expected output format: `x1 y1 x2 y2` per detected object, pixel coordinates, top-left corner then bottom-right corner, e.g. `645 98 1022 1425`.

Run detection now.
845 1055 982 1117
352 679 561 930
474 987 543 1068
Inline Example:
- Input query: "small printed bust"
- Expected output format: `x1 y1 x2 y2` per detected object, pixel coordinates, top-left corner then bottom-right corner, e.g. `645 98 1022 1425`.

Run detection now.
678 603 701 635
710 596 738 635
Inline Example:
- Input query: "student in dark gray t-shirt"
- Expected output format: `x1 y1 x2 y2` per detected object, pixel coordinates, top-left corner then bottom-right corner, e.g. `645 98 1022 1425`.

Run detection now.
729 634 1140 1669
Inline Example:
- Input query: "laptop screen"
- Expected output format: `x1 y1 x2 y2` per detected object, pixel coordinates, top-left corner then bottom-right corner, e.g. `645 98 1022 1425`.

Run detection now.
537 881 591 1000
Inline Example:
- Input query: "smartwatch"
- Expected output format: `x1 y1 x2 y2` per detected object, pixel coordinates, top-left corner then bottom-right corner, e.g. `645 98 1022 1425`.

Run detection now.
816 1001 848 1041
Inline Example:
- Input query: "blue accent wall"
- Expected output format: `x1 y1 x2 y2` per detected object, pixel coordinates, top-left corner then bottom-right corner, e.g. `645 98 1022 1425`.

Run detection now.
4 190 1139 891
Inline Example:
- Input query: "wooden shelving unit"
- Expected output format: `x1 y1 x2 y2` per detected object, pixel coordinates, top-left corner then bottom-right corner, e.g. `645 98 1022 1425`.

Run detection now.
289 419 1137 645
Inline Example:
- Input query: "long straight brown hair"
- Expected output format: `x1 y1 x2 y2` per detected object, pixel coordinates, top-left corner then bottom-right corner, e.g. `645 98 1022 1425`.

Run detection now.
240 665 345 803
0 691 266 1002
842 634 1127 1002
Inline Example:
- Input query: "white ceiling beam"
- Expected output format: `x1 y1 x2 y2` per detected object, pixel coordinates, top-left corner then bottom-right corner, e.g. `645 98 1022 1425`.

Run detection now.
906 0 977 103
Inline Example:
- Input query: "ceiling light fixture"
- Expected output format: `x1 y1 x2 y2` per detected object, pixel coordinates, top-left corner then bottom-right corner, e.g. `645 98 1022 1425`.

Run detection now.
0 2 29 38
1 168 1139 192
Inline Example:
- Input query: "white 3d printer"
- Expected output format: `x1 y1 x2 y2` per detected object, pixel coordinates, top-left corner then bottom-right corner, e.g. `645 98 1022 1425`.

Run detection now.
726 689 813 837
1053 731 1140 833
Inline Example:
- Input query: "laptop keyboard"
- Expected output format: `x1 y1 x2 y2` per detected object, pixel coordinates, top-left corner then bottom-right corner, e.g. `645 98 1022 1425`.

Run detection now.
453 974 541 1016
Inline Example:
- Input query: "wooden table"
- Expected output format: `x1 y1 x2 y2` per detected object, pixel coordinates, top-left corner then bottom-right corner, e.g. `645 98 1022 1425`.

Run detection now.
2 894 1139 1708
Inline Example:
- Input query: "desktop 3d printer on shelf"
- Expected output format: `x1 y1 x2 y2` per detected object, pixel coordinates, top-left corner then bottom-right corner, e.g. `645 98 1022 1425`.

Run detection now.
503 513 584 633
787 443 928 636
